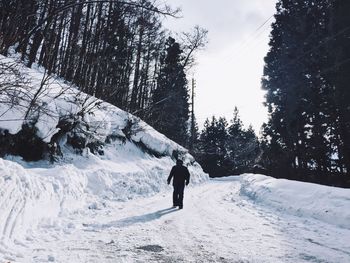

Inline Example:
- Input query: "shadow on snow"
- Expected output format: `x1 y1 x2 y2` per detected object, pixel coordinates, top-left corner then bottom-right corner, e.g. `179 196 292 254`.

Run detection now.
83 207 178 229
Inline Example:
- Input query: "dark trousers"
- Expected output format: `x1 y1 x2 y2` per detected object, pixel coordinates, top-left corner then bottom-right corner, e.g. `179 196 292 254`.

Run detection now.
173 184 185 207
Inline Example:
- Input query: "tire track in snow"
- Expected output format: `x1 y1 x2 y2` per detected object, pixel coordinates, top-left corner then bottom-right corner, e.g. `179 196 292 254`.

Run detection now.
2 190 22 239
2 172 31 242
0 177 16 210
188 181 267 262
183 184 233 261
146 181 245 262
0 176 28 261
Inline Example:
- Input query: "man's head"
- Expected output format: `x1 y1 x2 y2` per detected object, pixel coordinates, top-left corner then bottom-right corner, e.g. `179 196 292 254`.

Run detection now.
176 159 183 166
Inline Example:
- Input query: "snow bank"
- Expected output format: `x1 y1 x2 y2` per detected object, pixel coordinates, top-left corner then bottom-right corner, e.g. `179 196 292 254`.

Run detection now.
0 144 207 260
0 158 88 260
0 55 208 200
239 174 350 229
0 55 208 260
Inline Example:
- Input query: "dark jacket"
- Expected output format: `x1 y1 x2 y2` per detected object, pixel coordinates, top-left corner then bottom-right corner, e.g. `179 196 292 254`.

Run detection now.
167 164 190 186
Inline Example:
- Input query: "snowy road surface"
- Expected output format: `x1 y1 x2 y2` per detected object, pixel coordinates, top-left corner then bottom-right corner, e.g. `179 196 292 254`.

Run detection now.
5 177 350 263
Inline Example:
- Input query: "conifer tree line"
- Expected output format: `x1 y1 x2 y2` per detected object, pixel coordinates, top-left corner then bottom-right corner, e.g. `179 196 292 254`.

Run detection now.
0 0 208 148
261 0 350 186
193 108 260 177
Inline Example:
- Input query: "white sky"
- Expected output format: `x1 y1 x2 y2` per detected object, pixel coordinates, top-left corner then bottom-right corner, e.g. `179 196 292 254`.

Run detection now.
162 0 277 133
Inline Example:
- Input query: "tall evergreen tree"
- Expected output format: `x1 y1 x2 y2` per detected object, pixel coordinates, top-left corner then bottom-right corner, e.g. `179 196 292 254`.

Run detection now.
196 112 260 177
227 107 244 171
149 37 189 146
262 0 350 184
227 108 260 173
327 0 350 175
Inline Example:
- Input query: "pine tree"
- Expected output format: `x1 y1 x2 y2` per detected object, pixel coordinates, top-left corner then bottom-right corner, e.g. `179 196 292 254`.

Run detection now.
149 37 189 146
227 108 260 173
327 0 350 175
197 117 229 177
239 125 260 171
227 107 244 172
261 0 349 184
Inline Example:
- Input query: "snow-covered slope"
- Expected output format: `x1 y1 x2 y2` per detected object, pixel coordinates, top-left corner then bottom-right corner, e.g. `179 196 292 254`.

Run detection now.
0 55 193 156
0 55 208 261
239 174 350 229
0 55 206 178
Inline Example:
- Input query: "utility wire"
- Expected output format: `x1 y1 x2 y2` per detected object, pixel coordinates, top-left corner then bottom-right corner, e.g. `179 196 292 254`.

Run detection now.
132 15 275 117
222 14 274 65
133 23 350 121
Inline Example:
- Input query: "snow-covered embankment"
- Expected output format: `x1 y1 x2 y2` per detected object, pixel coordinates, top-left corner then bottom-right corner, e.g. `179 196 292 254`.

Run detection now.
239 174 350 229
0 55 208 261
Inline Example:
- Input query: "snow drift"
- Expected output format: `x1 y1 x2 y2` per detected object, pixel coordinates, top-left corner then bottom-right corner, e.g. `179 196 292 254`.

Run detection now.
240 174 350 229
0 55 208 261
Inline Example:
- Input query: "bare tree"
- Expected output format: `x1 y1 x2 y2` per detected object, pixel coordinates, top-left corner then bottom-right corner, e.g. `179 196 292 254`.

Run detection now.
0 58 31 116
180 26 208 70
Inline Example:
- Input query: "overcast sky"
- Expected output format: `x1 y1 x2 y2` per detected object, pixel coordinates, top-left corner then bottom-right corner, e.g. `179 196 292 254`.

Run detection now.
162 0 277 133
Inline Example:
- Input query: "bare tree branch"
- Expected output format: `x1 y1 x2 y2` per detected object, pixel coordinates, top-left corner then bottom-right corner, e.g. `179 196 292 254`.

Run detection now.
23 0 181 46
181 26 208 70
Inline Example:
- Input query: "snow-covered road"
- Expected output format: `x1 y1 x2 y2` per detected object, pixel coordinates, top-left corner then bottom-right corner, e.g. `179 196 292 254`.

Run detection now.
13 177 350 263
7 177 350 263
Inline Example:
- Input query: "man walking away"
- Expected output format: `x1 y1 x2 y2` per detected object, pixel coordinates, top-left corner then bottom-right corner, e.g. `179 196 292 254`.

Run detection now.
167 159 190 209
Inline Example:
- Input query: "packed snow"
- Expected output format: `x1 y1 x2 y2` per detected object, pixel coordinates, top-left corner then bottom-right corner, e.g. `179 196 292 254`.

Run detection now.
0 148 207 262
239 174 350 229
1 171 350 262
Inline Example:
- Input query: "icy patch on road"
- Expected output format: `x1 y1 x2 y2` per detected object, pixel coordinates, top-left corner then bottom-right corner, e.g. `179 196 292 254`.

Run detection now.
239 174 350 229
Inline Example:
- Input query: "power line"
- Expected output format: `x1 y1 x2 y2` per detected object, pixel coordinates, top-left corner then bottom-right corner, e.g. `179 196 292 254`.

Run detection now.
228 26 271 63
139 16 276 119
225 10 350 70
222 14 274 65
255 15 274 33
195 56 350 124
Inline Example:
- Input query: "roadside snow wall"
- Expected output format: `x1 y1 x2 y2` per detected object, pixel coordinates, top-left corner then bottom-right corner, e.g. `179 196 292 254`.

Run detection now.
0 139 208 260
240 174 350 229
0 54 209 261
